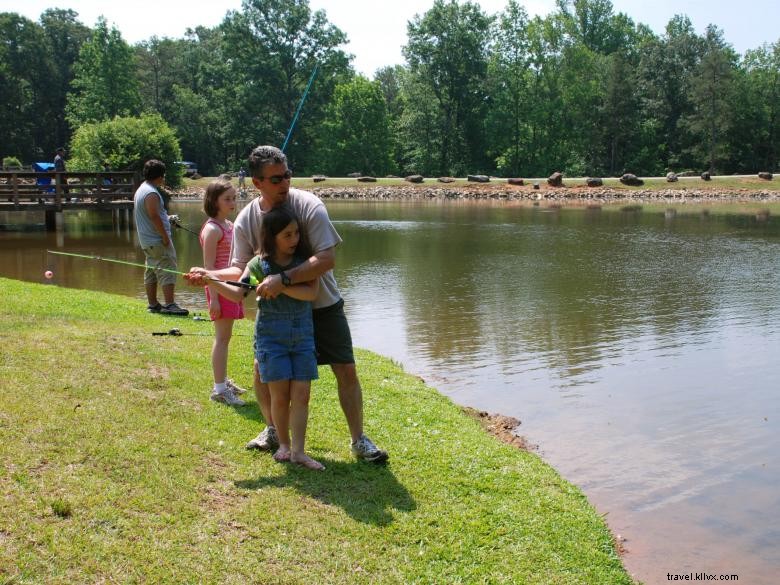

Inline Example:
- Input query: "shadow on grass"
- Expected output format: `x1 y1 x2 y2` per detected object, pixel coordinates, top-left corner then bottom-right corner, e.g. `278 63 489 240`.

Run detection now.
230 400 265 424
235 459 416 526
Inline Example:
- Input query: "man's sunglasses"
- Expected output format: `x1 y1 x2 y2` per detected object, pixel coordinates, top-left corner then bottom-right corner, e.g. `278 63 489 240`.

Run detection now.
261 170 293 184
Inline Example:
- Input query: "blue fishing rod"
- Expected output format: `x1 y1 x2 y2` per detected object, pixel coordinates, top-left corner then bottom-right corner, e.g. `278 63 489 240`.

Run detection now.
281 63 319 153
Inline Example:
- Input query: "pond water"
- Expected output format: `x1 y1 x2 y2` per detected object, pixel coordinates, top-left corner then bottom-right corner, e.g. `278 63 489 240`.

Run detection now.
2 200 779 584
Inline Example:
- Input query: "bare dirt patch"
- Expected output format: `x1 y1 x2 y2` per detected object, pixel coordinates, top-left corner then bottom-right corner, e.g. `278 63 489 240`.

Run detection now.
462 407 536 451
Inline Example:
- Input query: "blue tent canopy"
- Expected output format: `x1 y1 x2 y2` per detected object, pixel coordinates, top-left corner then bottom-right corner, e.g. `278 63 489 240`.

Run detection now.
33 162 55 190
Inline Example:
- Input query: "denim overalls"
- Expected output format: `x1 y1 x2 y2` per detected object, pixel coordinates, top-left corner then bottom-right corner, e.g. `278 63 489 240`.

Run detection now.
249 256 318 383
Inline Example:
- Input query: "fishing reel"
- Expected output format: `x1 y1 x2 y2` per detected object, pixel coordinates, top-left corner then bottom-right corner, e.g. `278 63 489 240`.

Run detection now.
152 328 183 336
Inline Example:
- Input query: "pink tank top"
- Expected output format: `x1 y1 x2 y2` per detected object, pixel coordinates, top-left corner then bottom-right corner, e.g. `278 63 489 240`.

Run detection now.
199 218 233 270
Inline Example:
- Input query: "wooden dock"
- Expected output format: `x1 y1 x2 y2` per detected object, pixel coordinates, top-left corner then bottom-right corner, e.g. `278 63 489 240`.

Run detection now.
1 171 139 208
0 171 140 229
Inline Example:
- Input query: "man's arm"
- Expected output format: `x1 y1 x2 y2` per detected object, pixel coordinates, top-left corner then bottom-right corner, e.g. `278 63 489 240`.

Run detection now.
280 278 319 302
257 247 335 299
144 194 170 247
288 248 335 283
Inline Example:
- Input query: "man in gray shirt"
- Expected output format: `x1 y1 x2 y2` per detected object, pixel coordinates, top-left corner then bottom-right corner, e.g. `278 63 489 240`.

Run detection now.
134 159 188 316
187 145 388 462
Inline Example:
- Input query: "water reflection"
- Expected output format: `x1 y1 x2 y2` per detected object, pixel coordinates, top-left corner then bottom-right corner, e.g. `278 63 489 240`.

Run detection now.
1 201 779 584
329 202 780 584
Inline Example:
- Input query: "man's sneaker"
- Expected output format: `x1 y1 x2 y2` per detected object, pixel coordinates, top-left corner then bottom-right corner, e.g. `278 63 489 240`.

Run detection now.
147 303 162 313
246 426 279 451
226 379 247 395
210 389 245 406
351 434 389 463
160 303 189 316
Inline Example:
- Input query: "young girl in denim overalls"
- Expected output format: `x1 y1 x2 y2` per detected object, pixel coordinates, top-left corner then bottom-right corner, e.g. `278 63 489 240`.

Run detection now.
211 206 322 470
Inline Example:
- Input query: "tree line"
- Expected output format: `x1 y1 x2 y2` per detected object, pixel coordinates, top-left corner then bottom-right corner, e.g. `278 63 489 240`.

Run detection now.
1 0 778 179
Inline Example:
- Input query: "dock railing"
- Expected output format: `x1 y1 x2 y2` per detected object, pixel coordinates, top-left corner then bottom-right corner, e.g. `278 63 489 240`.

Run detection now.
0 171 140 210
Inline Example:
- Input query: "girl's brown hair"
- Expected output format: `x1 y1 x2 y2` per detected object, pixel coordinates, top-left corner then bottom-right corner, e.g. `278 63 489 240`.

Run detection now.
202 175 234 218
260 205 313 260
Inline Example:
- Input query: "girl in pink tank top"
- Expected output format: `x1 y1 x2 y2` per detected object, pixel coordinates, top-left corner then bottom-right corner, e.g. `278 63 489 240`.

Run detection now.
199 177 247 405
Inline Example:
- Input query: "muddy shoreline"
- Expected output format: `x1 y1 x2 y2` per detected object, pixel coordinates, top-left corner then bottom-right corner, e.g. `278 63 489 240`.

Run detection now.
460 406 630 556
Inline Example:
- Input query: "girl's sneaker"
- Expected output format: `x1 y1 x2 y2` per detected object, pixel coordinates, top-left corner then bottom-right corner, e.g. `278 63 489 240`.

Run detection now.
226 379 247 395
210 389 245 406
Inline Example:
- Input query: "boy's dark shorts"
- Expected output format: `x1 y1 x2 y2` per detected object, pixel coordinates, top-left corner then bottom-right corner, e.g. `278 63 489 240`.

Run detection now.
313 299 355 365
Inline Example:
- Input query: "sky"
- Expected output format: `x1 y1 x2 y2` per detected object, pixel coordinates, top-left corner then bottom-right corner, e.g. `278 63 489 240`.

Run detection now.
3 0 778 76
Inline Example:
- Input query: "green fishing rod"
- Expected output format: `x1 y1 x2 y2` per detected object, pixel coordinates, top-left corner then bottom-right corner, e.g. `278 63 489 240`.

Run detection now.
47 250 256 290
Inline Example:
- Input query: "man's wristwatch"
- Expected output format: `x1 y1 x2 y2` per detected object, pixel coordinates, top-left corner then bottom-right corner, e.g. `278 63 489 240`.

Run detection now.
279 271 291 287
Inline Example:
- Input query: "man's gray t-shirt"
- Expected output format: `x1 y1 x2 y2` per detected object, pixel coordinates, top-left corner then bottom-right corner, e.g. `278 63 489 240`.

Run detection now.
231 188 342 309
134 181 170 248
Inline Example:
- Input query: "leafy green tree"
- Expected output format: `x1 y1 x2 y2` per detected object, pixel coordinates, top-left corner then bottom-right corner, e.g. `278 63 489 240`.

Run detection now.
220 0 351 173
135 36 190 116
636 16 703 171
486 0 532 176
0 13 54 162
522 15 567 176
374 65 407 172
39 9 90 150
69 113 183 186
314 77 392 175
598 51 648 174
66 17 141 128
396 74 443 174
728 41 780 172
165 26 235 175
558 41 607 175
403 0 493 175
168 84 221 174
681 25 737 173
556 0 637 55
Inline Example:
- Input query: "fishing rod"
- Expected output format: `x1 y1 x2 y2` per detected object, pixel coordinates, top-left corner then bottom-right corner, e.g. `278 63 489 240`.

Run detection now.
152 328 252 337
281 63 319 153
169 216 200 237
46 250 256 290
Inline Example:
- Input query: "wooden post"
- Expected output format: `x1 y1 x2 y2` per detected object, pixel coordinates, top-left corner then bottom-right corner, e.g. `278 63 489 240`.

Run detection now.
54 173 62 208
45 210 57 231
11 173 20 208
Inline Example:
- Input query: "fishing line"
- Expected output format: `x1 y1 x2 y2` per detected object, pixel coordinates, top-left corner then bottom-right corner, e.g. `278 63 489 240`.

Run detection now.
281 63 319 153
46 250 255 290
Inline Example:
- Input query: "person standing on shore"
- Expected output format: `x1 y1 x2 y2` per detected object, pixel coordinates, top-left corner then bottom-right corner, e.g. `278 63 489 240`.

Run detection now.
186 145 388 463
134 159 189 316
238 167 247 195
53 148 66 172
199 176 247 406
54 148 69 201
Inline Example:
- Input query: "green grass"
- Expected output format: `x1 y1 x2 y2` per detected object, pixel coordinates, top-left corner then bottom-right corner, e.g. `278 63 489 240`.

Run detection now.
0 278 634 584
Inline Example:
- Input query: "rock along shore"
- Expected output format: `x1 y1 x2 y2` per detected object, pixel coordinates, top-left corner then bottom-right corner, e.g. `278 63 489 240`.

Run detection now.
312 184 780 204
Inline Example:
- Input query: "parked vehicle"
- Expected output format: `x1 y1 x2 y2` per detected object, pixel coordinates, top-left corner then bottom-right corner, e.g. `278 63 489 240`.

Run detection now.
176 161 198 177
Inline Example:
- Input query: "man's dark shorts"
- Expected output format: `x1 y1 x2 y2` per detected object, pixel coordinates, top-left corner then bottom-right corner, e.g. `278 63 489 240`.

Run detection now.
313 299 355 365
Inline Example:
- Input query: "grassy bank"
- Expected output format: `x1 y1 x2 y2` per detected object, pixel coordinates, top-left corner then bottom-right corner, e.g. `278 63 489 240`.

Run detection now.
0 278 633 584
